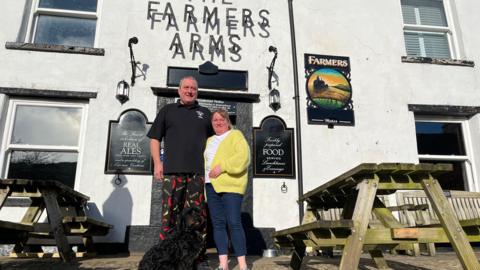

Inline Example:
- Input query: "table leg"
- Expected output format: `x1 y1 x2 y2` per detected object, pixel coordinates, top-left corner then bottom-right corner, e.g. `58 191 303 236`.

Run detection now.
339 178 379 270
42 188 76 264
368 249 390 270
11 198 46 253
0 186 11 209
21 197 45 223
289 241 306 270
421 177 480 270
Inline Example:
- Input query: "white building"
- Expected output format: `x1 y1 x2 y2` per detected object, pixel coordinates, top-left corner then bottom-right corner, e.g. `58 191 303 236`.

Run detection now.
1 0 479 252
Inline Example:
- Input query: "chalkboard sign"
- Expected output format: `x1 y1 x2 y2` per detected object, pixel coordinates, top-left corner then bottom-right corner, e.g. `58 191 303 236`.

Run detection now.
105 109 152 174
253 116 295 178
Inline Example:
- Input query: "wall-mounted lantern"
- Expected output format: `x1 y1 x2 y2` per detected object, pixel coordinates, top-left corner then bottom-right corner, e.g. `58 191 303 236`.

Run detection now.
269 88 281 111
116 80 130 104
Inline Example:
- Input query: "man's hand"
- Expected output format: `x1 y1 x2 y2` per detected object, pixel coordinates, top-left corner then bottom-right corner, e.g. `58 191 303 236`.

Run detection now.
154 161 164 181
150 139 163 181
209 164 222 178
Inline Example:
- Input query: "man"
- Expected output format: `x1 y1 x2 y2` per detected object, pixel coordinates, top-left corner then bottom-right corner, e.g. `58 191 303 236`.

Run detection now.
147 76 212 263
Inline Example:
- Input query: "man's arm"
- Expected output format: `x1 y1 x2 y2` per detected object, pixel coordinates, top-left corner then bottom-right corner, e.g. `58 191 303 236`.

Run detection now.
150 138 163 180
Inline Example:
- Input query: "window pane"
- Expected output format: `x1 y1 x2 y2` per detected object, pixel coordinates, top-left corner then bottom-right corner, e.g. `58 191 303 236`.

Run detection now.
423 33 451 58
401 0 447 27
7 151 77 188
404 32 422 56
420 160 467 190
415 122 465 155
34 15 96 47
404 32 450 58
39 0 97 12
11 105 82 146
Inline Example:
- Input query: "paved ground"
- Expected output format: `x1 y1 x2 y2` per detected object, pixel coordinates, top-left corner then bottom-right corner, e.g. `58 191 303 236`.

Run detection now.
0 250 478 270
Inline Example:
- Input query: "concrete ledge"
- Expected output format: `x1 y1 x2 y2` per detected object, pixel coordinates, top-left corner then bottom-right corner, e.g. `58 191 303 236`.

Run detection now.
0 87 97 100
401 56 474 67
126 225 162 252
5 42 105 56
408 104 480 117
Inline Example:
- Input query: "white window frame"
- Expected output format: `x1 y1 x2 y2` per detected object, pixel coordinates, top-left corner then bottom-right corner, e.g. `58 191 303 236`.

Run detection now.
25 0 102 47
401 0 460 59
0 98 89 190
415 116 478 191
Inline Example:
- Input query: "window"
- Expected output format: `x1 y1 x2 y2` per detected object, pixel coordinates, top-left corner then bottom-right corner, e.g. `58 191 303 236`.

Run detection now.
415 118 475 190
27 0 99 47
0 99 87 188
401 0 456 59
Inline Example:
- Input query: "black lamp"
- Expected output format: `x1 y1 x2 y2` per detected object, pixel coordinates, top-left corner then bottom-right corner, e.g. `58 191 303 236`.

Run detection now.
269 89 280 111
116 80 130 104
267 46 280 111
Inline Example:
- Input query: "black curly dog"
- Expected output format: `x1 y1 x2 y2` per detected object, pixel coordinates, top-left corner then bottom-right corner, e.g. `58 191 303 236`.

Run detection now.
138 207 205 270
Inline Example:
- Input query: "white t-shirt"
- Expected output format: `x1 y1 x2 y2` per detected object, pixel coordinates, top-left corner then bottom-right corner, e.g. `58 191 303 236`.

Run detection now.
204 130 231 183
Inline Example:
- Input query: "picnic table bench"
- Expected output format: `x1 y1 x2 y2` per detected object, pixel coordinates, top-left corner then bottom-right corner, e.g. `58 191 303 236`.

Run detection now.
0 179 113 263
273 163 480 270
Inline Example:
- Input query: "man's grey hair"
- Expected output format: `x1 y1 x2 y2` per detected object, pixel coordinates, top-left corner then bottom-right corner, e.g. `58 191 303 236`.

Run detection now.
179 76 198 88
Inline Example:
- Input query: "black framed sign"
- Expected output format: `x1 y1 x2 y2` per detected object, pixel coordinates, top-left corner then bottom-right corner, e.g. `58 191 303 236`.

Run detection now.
304 54 355 126
253 116 295 178
105 109 153 174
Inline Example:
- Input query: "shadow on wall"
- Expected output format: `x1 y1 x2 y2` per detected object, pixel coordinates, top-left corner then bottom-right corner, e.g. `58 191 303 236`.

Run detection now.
95 175 133 242
242 212 270 255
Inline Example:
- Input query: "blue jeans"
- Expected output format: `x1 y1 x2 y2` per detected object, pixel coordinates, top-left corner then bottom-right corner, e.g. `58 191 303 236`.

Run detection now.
205 184 246 257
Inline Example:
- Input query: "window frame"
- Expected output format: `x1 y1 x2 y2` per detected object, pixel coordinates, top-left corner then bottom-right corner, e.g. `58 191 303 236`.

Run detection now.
0 98 89 190
401 0 460 59
415 116 478 191
25 0 102 48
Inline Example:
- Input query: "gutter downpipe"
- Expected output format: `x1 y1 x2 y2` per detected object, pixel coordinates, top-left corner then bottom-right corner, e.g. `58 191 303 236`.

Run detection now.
288 0 304 224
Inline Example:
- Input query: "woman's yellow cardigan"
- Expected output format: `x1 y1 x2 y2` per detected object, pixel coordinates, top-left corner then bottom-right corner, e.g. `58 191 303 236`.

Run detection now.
205 129 250 195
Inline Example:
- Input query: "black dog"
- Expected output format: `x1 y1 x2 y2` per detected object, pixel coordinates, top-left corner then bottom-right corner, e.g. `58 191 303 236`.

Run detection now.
138 207 205 270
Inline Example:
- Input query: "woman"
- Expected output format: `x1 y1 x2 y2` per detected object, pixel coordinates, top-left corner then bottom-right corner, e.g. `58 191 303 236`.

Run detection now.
204 109 250 270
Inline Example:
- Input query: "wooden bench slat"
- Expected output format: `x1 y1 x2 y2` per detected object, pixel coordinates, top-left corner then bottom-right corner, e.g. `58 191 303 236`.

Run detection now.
0 220 34 231
299 163 378 202
273 219 353 237
62 216 113 229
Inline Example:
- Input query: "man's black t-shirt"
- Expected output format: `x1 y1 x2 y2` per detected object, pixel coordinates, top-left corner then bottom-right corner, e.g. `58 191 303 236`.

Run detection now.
147 101 212 174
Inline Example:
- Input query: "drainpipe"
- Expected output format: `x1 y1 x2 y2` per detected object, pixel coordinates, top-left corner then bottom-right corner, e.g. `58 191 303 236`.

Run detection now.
288 0 304 224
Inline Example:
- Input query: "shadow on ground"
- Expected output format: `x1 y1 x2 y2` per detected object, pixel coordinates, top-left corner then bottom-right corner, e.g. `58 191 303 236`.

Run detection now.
274 256 432 270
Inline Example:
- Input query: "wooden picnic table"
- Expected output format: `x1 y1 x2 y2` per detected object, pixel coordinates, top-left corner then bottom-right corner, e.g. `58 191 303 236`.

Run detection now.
273 163 480 270
0 179 112 264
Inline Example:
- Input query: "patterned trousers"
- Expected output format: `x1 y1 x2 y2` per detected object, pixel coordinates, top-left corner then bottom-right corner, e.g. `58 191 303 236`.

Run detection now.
159 174 206 240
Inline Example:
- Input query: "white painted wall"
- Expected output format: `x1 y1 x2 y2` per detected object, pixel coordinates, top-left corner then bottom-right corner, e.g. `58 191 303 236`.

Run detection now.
1 0 480 241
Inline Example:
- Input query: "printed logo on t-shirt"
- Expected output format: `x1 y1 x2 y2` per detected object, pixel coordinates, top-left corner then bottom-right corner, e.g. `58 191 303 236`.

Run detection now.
196 111 205 119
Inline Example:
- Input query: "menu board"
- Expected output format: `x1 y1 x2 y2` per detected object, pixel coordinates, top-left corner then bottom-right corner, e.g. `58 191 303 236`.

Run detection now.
105 109 152 174
253 116 295 178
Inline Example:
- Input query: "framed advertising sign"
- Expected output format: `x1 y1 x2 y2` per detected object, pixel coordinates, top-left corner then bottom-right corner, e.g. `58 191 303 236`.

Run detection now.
305 54 355 126
253 116 295 178
105 109 153 175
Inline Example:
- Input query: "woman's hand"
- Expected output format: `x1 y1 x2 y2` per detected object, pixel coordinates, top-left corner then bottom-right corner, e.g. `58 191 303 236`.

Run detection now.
209 164 222 178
